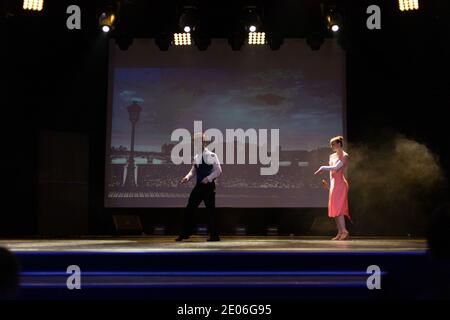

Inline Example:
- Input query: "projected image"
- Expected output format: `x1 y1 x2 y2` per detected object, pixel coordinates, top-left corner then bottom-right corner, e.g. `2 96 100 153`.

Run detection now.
105 39 345 207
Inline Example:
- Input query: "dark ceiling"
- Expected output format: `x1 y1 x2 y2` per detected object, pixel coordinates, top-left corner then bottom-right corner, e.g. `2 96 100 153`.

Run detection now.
3 0 449 39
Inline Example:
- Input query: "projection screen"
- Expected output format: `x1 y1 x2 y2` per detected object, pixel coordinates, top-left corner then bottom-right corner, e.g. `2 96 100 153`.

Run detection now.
105 39 345 208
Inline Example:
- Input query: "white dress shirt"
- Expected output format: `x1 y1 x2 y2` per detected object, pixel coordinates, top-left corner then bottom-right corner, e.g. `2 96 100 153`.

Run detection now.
184 147 222 183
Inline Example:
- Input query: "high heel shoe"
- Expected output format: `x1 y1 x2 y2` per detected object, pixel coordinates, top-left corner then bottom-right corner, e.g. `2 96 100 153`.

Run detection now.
338 232 349 241
331 233 341 240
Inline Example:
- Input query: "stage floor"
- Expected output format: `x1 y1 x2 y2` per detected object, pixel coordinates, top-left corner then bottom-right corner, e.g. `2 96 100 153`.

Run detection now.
0 236 427 253
3 237 437 300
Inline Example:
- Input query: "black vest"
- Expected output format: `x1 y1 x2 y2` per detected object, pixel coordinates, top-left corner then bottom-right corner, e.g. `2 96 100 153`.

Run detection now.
195 154 214 184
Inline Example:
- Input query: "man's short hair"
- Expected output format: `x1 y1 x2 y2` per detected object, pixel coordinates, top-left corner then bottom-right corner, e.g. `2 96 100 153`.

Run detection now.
192 132 210 142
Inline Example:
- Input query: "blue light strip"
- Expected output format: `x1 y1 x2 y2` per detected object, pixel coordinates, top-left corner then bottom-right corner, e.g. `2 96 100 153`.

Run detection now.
21 270 388 276
20 282 369 289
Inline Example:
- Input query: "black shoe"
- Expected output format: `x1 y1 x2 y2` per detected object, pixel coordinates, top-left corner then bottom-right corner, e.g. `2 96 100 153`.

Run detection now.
207 236 220 242
175 235 189 242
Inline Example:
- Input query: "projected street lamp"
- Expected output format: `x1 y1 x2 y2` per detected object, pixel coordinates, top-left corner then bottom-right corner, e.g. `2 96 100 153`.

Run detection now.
124 101 142 188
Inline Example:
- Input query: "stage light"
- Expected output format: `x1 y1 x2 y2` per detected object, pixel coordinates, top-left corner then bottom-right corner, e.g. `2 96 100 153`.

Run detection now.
235 225 247 236
99 12 116 33
115 34 133 51
266 226 279 236
267 32 284 50
155 34 171 51
242 6 265 46
306 31 324 51
179 6 197 33
23 0 43 11
248 32 265 45
243 6 261 33
153 225 167 235
174 6 197 46
326 8 342 33
398 0 419 11
227 6 263 50
174 32 192 46
228 32 245 51
194 33 212 51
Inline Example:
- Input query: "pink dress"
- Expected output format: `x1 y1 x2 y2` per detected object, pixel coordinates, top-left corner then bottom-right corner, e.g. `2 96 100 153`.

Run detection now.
328 152 350 219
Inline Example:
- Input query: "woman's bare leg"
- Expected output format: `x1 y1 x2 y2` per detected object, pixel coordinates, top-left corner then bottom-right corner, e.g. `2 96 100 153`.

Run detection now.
337 215 349 240
331 217 342 240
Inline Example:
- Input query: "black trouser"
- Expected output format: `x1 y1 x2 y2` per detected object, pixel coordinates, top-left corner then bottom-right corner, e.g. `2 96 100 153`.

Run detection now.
180 182 218 237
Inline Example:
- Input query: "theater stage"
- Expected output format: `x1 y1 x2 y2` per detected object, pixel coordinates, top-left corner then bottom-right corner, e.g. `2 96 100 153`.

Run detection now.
1 236 427 252
1 237 433 300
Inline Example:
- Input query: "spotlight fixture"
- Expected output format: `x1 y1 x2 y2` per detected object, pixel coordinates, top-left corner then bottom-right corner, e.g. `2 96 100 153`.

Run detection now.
173 6 197 46
115 34 133 51
305 3 326 51
174 32 192 46
242 6 262 33
267 32 284 50
155 33 171 51
228 6 263 50
248 32 265 45
23 0 43 11
228 31 245 51
306 31 325 51
398 0 419 11
326 7 342 33
179 6 197 33
243 6 266 46
99 11 116 33
194 33 212 51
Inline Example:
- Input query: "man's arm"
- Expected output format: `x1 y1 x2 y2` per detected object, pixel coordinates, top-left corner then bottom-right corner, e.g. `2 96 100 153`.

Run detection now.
181 163 196 183
184 163 196 181
206 154 222 182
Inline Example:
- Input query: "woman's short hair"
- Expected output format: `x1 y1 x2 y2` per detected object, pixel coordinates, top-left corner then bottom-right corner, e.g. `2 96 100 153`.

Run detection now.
330 135 344 147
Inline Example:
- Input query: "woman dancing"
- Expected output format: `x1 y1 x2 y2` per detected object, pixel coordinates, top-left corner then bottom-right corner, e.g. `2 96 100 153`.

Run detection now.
314 136 350 240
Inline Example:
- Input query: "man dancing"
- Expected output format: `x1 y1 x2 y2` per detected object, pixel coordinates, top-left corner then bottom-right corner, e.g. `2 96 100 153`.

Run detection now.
175 132 222 242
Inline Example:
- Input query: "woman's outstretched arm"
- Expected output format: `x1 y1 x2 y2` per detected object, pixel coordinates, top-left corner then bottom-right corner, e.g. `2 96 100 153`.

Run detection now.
314 156 347 175
319 160 344 171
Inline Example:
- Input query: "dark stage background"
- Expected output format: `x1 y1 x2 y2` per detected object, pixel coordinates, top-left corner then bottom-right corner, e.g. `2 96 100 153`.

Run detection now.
3 0 449 237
